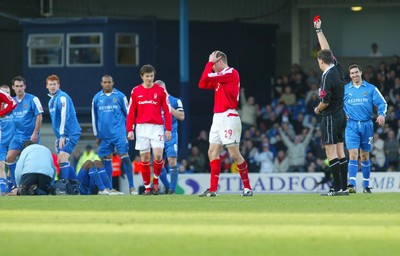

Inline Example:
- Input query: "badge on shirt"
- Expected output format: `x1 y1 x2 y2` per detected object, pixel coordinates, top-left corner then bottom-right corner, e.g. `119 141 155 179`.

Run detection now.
319 88 327 98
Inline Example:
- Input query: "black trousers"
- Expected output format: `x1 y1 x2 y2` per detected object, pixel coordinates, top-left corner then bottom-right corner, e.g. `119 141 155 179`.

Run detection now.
19 173 53 195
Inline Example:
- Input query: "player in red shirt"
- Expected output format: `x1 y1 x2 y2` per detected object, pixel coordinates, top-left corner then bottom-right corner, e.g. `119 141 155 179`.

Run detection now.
198 50 253 197
0 85 17 117
126 64 172 195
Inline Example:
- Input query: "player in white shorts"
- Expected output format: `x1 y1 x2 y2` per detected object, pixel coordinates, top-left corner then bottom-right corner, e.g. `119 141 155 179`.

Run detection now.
198 50 253 197
126 64 172 195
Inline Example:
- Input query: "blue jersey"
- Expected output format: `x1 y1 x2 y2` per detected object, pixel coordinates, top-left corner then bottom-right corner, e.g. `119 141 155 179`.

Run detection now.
48 90 81 138
92 88 128 140
164 95 184 135
0 111 14 146
12 93 43 136
344 80 387 121
163 95 183 158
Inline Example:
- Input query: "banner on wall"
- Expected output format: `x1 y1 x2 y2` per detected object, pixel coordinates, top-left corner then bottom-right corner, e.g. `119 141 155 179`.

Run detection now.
122 172 400 195
173 172 400 195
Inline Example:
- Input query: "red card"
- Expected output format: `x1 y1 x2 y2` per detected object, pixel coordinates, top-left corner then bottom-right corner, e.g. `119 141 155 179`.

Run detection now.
313 15 320 22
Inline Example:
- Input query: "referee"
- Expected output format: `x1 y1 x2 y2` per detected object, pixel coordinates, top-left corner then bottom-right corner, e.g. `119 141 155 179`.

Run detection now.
313 17 349 196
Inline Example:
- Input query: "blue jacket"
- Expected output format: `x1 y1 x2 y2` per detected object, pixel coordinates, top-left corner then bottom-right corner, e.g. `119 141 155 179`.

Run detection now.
15 144 56 187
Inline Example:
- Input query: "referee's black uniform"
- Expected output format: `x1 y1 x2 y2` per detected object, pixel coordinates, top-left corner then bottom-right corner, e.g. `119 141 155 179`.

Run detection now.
319 58 346 145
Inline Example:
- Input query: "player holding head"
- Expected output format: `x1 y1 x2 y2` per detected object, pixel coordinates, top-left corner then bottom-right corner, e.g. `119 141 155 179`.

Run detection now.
198 50 253 197
92 75 136 194
6 76 43 191
155 80 185 194
46 74 82 181
0 85 17 195
126 65 172 195
344 64 387 193
313 18 348 196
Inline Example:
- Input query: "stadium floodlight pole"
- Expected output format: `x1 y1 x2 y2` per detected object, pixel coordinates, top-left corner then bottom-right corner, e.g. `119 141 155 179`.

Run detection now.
179 0 190 159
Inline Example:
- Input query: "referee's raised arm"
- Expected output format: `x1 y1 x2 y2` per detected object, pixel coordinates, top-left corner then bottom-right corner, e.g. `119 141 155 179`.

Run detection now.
313 17 330 50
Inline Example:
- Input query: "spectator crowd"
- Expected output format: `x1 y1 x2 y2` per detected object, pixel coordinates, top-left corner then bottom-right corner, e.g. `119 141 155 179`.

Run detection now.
180 56 400 174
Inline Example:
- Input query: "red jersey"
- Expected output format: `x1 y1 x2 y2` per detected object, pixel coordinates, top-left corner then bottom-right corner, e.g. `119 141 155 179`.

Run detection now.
198 62 240 113
126 83 172 132
0 90 17 116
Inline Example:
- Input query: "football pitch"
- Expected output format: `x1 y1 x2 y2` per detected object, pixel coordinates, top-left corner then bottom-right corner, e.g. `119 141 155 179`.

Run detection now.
1 193 400 256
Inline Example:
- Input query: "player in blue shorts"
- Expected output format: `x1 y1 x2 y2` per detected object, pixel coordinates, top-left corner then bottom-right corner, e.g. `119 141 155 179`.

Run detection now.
77 160 119 195
0 85 16 194
5 76 43 191
46 74 81 182
92 75 135 194
344 64 387 193
155 80 185 194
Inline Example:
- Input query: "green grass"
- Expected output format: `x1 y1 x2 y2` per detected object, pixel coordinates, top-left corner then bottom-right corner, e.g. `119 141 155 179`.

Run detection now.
1 193 400 256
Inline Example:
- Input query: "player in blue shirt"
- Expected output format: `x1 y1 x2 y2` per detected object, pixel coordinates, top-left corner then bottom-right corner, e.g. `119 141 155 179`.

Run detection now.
92 75 135 194
5 76 43 191
155 80 185 194
344 64 387 193
46 74 81 181
0 85 15 194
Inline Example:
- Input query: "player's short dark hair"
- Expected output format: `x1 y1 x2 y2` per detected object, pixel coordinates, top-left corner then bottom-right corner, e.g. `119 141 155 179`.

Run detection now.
12 76 25 86
22 140 35 149
317 49 333 65
348 64 362 72
140 64 156 77
216 51 228 64
101 74 113 82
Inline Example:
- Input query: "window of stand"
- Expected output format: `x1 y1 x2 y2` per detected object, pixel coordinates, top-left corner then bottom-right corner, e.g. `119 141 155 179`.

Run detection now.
27 34 63 67
116 33 139 66
67 33 102 66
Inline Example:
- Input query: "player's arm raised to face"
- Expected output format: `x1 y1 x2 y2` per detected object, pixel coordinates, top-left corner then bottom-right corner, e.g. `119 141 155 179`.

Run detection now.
0 92 17 116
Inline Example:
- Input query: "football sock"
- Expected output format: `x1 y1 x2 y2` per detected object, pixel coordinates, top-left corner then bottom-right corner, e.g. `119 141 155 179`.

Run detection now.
209 159 221 192
69 165 77 179
329 158 341 191
339 158 348 190
237 160 252 190
98 167 113 189
160 167 170 189
169 166 179 190
6 162 16 187
0 178 7 194
141 161 151 187
153 159 163 177
88 167 106 191
102 158 113 184
7 176 13 192
59 162 70 180
361 160 371 188
121 156 134 189
77 168 90 195
348 160 358 187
